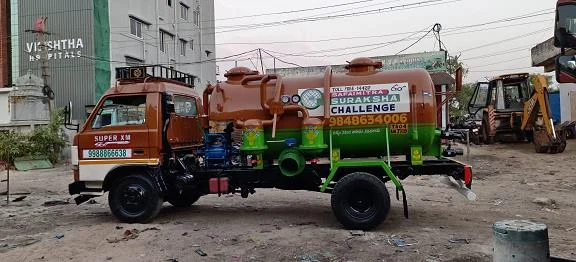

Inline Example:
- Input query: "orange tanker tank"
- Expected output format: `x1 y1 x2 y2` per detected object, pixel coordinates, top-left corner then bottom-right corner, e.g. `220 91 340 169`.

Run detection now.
205 57 440 159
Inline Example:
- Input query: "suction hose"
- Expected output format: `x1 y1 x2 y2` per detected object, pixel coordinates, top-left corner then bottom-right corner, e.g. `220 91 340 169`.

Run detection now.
278 148 306 177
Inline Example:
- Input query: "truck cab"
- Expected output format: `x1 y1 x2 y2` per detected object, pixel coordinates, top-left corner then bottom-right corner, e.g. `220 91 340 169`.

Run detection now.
69 66 204 207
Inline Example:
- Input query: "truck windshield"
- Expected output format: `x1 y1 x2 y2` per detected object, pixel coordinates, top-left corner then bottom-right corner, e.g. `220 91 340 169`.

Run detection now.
92 95 147 129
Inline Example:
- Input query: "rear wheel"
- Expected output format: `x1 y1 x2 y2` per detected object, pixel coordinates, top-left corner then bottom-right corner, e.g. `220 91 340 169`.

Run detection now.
331 172 390 230
108 174 163 223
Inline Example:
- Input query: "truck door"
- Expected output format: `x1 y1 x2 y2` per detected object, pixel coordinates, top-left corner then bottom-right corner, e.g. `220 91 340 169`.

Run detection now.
76 94 152 181
166 95 204 149
468 82 490 119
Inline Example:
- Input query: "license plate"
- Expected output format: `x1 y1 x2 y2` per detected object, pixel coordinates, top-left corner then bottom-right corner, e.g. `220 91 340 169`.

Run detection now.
83 149 132 159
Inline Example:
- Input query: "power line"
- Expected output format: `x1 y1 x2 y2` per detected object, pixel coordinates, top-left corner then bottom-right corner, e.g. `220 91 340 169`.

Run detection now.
261 49 302 68
395 28 433 55
468 66 537 73
212 15 551 59
460 45 535 61
107 14 550 47
468 55 530 68
107 0 403 31
215 0 463 34
444 8 553 33
75 49 260 66
215 0 381 21
458 27 551 53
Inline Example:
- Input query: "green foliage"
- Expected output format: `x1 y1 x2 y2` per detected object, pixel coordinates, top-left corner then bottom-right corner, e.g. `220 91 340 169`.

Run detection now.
446 54 469 77
445 54 472 120
449 83 476 119
0 109 67 164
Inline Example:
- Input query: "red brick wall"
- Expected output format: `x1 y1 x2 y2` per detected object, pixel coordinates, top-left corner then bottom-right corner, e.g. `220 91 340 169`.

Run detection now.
0 0 10 88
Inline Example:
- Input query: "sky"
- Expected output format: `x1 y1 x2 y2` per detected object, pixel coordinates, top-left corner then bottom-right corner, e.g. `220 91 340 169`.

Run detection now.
212 0 557 84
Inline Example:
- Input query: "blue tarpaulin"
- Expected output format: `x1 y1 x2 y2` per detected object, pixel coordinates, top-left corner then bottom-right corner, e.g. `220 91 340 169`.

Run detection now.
549 92 561 124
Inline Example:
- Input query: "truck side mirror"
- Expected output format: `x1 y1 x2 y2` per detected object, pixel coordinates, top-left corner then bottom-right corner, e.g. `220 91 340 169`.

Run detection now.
555 55 576 83
555 3 576 48
162 92 176 114
63 101 80 131
166 102 175 114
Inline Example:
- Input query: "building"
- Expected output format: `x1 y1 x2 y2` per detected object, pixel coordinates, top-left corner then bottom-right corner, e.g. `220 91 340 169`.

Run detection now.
531 37 576 124
266 51 456 129
13 0 216 121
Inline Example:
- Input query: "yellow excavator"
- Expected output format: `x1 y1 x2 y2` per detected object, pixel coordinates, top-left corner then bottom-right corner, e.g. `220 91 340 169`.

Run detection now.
468 74 567 153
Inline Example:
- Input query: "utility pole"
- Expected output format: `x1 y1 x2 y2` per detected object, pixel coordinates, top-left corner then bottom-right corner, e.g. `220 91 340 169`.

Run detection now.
26 16 54 117
433 23 443 52
258 48 264 74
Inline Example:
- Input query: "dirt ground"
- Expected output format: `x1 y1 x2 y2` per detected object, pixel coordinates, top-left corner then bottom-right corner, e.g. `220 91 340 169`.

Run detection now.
1 141 575 262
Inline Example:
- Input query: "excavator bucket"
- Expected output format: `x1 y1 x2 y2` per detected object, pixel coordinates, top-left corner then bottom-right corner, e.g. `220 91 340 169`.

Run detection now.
533 127 567 154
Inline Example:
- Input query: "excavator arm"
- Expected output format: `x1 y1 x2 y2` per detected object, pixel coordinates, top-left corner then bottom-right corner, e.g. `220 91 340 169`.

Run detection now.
520 75 566 153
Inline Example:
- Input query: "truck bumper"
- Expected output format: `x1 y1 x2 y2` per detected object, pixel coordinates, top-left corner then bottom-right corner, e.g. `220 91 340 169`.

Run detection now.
69 181 102 195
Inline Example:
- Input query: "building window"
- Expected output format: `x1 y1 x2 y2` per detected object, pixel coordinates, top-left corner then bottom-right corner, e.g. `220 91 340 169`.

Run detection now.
125 56 144 67
193 7 200 27
167 0 172 7
130 18 142 38
179 39 187 56
159 30 173 53
180 3 189 20
190 39 194 50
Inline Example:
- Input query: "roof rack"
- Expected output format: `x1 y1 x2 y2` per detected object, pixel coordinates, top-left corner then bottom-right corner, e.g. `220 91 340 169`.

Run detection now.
115 65 196 87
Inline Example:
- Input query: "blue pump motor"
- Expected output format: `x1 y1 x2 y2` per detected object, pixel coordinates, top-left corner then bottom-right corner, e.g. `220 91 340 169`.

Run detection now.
203 133 228 168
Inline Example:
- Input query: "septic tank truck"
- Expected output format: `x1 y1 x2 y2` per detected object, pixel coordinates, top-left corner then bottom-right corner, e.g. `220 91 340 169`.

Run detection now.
67 57 473 230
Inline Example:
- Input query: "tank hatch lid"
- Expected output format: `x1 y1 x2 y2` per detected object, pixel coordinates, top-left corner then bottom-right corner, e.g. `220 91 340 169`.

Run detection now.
224 67 259 79
345 57 383 72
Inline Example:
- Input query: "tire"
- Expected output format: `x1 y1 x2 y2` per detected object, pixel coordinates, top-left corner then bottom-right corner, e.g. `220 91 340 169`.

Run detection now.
167 190 201 207
481 119 494 145
108 174 163 223
331 172 391 230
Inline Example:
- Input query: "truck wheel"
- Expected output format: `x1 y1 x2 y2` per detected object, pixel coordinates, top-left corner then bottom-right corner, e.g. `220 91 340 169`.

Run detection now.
167 190 201 207
331 172 390 230
108 174 163 223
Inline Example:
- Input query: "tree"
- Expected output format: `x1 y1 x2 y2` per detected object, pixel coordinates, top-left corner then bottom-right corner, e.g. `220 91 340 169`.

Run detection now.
446 54 469 77
446 54 472 121
450 83 475 121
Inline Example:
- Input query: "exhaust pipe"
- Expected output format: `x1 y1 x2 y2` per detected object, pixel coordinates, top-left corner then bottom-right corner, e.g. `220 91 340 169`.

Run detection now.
441 176 477 201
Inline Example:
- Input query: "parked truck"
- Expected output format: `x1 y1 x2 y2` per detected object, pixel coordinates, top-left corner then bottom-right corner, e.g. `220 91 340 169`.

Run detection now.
67 58 472 230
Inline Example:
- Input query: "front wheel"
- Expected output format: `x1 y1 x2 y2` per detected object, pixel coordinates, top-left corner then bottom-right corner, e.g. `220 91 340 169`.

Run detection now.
331 172 391 230
108 174 163 223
